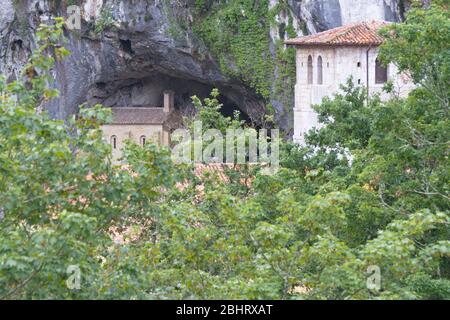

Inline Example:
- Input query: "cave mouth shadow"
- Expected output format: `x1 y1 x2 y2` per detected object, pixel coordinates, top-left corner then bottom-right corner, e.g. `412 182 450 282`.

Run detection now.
216 93 252 125
178 91 253 127
90 74 254 127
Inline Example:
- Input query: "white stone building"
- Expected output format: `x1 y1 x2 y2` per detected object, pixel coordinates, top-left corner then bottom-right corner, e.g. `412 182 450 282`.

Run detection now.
286 20 414 144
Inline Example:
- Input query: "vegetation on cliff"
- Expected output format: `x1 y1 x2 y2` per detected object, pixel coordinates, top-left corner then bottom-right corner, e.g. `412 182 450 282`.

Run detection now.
192 0 297 115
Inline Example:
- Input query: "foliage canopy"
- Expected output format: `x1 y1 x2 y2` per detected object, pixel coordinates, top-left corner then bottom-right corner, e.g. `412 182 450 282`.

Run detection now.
0 6 449 300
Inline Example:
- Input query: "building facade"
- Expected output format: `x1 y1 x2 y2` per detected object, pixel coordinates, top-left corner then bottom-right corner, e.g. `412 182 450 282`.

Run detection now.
286 21 414 144
101 90 181 160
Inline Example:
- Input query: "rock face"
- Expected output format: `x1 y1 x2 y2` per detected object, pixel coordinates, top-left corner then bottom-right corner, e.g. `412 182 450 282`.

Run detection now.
0 0 406 132
288 0 402 34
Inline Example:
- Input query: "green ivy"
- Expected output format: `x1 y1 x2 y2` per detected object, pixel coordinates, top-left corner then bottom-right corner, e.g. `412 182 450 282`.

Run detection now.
273 12 297 114
192 0 298 113
192 0 274 99
94 5 118 34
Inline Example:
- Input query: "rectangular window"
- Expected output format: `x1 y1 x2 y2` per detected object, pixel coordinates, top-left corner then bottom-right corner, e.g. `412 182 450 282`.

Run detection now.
375 59 388 84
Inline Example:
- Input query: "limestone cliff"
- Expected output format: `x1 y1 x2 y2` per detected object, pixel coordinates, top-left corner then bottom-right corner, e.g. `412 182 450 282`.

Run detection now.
0 0 408 133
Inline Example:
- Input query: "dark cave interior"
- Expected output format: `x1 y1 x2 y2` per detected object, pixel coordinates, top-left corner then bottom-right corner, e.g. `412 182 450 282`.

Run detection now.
88 73 252 125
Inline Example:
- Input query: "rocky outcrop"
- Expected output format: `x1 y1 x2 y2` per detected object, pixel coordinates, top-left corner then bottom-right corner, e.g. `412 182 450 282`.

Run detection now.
287 0 403 34
0 0 407 132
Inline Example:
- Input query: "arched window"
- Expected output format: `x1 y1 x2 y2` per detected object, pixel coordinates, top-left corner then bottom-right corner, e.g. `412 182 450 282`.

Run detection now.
111 135 117 149
307 55 313 84
140 135 146 146
317 56 323 85
375 58 388 84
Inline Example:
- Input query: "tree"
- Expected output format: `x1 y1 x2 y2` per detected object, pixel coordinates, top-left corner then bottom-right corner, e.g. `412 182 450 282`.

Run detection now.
378 1 449 109
0 19 182 299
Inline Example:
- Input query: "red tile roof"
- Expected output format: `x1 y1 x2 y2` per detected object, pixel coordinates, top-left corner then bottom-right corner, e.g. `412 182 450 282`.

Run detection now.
285 20 389 47
110 107 168 125
194 163 232 182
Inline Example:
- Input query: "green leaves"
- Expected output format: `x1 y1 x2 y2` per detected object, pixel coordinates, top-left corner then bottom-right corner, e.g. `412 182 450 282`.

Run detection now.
308 77 379 151
378 2 450 109
193 0 274 99
1 6 449 300
190 88 245 135
300 192 350 236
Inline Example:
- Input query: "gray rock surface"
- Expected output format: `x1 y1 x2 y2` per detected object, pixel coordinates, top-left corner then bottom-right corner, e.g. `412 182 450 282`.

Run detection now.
0 0 406 132
304 0 343 32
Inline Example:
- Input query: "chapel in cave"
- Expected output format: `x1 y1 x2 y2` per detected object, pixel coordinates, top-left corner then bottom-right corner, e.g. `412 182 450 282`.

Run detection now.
101 90 182 159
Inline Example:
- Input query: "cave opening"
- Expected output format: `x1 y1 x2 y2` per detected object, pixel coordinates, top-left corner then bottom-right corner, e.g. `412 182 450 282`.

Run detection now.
175 87 252 126
217 93 251 124
11 39 23 51
89 75 253 127
119 39 134 55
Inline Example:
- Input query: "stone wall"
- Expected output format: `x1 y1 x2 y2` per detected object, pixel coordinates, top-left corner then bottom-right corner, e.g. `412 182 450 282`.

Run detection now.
101 124 168 159
293 45 415 144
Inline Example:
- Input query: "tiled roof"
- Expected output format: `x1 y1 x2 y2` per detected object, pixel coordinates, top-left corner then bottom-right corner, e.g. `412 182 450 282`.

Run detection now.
193 163 269 185
110 107 169 125
285 20 389 47
194 163 234 182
